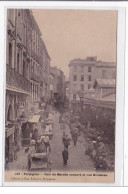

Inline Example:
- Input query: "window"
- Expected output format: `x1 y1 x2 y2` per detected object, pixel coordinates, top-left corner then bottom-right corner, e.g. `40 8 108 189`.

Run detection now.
31 83 32 94
81 75 84 81
23 60 25 77
81 84 84 91
88 66 91 72
73 94 76 100
17 53 20 73
88 76 91 81
88 84 91 89
73 75 77 81
9 43 12 67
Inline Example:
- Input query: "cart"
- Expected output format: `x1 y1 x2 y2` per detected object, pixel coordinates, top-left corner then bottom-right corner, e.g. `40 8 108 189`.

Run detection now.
28 152 51 170
27 143 51 171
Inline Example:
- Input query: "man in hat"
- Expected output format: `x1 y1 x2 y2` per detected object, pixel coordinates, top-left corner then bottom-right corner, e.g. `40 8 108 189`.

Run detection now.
63 134 71 150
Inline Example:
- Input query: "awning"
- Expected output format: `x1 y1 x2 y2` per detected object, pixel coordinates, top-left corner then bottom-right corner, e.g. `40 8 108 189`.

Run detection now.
5 126 15 137
93 79 116 88
28 115 40 123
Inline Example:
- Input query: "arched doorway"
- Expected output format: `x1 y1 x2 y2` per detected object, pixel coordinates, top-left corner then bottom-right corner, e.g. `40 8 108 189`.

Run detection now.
7 104 13 121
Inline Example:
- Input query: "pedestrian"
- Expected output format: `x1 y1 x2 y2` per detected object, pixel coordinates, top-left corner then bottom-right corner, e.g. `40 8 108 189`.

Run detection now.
44 136 51 153
62 131 66 144
63 134 71 150
62 147 69 166
70 129 78 146
59 114 63 123
32 128 39 141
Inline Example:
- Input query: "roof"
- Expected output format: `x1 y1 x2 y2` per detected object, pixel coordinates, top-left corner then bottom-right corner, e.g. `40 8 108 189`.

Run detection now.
84 97 115 109
96 62 116 67
31 14 42 36
102 93 116 102
93 79 116 88
69 58 96 67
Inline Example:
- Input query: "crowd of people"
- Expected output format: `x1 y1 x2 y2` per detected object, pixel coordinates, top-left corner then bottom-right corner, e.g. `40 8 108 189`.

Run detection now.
22 100 115 171
59 108 115 171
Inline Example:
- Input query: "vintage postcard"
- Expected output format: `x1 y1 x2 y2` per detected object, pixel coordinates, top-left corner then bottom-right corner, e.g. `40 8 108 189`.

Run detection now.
4 8 117 183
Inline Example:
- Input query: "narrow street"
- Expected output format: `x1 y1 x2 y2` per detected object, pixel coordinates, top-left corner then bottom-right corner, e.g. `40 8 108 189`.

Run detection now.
7 110 94 172
50 111 94 172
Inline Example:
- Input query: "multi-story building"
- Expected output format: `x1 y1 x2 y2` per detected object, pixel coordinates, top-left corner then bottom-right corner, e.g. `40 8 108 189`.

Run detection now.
6 9 32 162
69 56 116 102
69 57 96 101
30 15 51 108
5 9 51 162
50 66 66 101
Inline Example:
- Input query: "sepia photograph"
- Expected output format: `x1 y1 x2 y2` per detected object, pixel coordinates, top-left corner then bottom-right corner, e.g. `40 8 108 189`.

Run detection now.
4 8 117 183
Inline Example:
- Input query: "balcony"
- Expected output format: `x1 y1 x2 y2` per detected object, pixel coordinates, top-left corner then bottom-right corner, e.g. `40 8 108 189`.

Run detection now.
30 73 40 83
6 64 31 94
31 50 43 65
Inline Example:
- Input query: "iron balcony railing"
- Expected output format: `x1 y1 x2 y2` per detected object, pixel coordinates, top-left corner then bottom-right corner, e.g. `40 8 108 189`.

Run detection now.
30 73 40 83
6 64 31 93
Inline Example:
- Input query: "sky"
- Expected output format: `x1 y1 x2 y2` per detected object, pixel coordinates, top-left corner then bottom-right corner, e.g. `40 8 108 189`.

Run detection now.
32 9 117 78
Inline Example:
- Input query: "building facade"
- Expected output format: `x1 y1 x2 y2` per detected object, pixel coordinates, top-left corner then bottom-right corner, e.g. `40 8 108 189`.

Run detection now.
5 9 51 162
69 57 116 102
50 66 66 101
